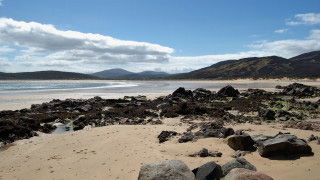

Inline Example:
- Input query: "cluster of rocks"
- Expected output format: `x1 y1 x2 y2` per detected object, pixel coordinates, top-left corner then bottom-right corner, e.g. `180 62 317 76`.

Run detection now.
277 83 320 97
188 148 222 157
138 158 273 180
1 83 319 145
227 132 313 158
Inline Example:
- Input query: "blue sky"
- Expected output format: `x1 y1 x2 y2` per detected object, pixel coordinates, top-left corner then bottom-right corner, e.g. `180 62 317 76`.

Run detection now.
0 0 320 73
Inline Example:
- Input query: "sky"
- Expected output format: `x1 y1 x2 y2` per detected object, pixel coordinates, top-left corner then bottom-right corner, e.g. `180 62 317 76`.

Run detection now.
0 0 320 73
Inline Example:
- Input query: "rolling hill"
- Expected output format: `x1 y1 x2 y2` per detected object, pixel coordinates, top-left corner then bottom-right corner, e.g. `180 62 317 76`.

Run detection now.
172 51 320 79
0 71 98 80
91 69 170 79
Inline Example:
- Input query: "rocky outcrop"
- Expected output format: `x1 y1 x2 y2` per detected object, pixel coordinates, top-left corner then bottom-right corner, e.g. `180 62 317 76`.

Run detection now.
221 158 257 177
192 161 222 180
257 133 313 157
138 160 195 180
223 168 274 180
189 148 222 157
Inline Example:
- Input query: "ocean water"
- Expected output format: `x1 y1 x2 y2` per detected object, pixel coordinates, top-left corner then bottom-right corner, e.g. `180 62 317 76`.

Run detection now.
0 81 137 91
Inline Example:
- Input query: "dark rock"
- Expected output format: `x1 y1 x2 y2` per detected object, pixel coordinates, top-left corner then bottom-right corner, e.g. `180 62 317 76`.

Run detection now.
192 161 222 180
178 132 194 143
157 131 177 143
259 109 275 120
195 122 234 139
172 87 193 98
227 134 255 151
247 88 267 95
251 134 272 143
277 110 291 117
221 158 257 177
217 85 239 97
282 83 319 97
257 133 313 157
308 134 318 142
199 148 209 157
223 168 274 180
138 160 195 180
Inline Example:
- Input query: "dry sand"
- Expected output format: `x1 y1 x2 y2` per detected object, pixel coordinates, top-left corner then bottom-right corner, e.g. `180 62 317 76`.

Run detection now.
1 120 320 180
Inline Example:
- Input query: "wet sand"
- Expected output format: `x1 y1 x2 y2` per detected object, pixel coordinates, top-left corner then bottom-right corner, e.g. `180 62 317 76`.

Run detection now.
1 79 319 111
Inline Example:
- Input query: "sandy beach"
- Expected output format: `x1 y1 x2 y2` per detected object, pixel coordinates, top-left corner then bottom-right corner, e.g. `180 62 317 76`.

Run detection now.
1 80 320 180
1 121 320 180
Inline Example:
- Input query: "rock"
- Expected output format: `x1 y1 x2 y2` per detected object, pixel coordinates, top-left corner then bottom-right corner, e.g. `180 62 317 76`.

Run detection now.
227 134 255 151
231 150 251 158
223 168 273 180
199 148 209 157
178 132 194 143
217 85 239 97
277 110 291 117
259 109 275 120
282 83 319 97
138 160 195 180
172 87 193 98
221 158 257 177
192 161 222 180
257 133 313 157
189 148 222 157
195 122 234 139
158 131 178 143
246 89 267 95
251 134 272 143
308 134 318 142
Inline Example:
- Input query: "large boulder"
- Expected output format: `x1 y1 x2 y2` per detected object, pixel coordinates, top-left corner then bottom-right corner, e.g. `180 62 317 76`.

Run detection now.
227 134 255 151
178 132 195 143
257 133 313 157
138 160 195 180
223 168 273 180
217 85 239 97
192 161 222 180
221 158 256 177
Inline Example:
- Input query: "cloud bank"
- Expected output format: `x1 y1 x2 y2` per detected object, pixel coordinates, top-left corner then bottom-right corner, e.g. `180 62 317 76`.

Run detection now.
0 18 173 66
0 15 320 74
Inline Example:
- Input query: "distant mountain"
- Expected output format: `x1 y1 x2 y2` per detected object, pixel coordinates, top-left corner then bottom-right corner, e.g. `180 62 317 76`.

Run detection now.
172 51 320 79
91 68 134 78
0 71 98 80
91 69 170 79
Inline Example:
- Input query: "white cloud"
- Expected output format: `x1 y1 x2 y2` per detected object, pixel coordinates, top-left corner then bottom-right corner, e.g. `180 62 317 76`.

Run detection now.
287 13 320 25
0 0 3 6
0 45 15 53
309 29 320 40
274 29 288 34
0 18 174 65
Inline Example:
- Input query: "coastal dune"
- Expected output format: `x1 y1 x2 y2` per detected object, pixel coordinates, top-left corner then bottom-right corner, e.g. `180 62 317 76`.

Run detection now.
1 121 320 180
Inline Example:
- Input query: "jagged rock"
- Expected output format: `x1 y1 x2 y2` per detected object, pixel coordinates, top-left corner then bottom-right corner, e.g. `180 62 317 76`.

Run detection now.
221 158 257 177
157 131 177 143
138 160 195 180
189 148 222 158
178 132 194 143
223 168 273 180
217 85 239 97
282 83 320 97
277 110 291 117
257 133 313 157
192 161 222 180
227 134 255 151
246 88 267 95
